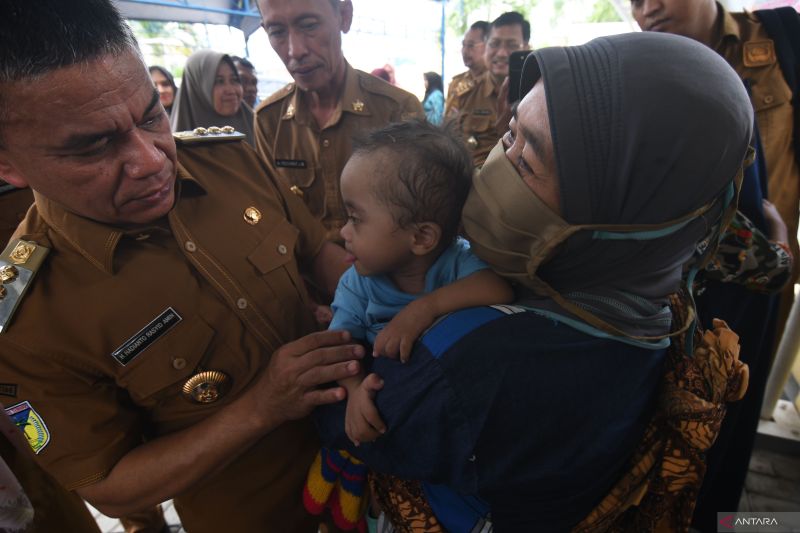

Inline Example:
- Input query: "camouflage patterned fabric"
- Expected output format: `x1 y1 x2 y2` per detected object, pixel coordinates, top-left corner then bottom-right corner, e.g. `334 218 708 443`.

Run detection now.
703 210 792 293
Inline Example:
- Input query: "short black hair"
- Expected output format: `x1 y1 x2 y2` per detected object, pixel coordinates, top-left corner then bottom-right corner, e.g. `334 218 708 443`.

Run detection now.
351 120 474 249
0 0 137 144
470 20 490 40
491 11 530 43
231 56 256 71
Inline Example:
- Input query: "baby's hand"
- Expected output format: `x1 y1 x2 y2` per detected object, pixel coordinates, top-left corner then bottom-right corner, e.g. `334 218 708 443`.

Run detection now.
345 373 386 446
373 300 435 362
763 200 789 244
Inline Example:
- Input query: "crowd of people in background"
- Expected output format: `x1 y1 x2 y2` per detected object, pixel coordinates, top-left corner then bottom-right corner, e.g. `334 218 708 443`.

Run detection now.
1 0 799 532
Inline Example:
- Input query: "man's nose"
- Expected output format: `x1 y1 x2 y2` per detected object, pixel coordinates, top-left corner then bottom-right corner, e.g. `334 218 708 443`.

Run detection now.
287 30 308 60
123 130 165 180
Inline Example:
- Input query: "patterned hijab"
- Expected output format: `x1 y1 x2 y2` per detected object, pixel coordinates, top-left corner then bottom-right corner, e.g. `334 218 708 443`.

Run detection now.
464 32 753 339
170 49 255 146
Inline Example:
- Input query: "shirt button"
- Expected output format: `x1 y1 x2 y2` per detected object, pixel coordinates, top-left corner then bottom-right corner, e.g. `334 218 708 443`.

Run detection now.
277 244 288 255
185 240 197 252
322 139 330 148
172 358 187 370
764 95 774 104
237 298 248 309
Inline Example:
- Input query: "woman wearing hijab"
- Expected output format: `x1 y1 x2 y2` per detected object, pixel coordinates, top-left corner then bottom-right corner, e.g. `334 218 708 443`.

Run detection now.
148 65 177 117
315 32 752 532
422 72 444 125
170 50 255 146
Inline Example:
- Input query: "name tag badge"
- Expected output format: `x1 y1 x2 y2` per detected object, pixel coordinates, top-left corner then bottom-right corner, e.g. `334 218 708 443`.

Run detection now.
275 159 308 169
111 307 182 365
473 109 492 116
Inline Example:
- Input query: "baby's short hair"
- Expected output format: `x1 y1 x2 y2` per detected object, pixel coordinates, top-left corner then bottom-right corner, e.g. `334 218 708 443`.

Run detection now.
351 119 473 248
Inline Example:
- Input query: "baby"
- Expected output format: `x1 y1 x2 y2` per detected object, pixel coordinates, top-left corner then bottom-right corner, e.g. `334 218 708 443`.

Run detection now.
331 119 514 445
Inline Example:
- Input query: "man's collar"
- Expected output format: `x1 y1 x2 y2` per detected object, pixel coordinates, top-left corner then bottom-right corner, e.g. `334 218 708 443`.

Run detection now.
480 70 500 98
713 2 741 49
282 62 369 128
33 166 205 275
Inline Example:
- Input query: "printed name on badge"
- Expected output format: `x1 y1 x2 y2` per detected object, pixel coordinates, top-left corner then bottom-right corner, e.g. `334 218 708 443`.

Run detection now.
275 159 308 169
111 307 182 365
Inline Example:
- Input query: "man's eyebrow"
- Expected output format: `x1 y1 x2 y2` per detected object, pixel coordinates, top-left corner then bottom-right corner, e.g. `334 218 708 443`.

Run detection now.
512 106 547 164
59 89 160 151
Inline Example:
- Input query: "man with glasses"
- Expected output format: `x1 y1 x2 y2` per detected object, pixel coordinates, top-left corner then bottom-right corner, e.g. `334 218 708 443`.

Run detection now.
445 20 488 117
447 12 530 166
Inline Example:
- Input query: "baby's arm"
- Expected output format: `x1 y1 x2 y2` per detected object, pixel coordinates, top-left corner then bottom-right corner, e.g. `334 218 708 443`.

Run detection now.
329 269 387 444
374 269 513 361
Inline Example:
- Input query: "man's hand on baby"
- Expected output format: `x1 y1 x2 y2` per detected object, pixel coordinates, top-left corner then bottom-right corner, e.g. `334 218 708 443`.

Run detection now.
373 301 436 362
345 373 386 446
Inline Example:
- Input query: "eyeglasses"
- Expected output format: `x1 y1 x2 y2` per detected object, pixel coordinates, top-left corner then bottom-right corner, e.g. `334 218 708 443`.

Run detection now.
461 40 483 50
487 39 523 51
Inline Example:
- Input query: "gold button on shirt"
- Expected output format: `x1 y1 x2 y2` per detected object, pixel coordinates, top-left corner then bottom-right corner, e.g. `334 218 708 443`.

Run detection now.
0 141 327 532
715 7 800 271
446 70 501 167
254 63 424 242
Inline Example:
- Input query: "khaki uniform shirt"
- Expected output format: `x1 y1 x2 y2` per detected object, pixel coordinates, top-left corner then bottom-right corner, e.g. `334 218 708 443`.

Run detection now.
714 5 800 264
0 181 33 247
0 139 327 532
254 63 423 242
445 70 474 117
446 70 501 167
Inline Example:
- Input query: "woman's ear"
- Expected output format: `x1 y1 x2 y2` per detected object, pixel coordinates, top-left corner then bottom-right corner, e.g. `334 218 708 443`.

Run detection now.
410 222 442 256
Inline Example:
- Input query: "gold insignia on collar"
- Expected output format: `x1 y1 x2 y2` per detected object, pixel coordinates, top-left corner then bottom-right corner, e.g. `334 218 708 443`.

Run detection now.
244 206 262 225
743 39 776 68
9 241 35 265
0 265 18 283
284 104 295 119
352 99 365 112
455 79 474 96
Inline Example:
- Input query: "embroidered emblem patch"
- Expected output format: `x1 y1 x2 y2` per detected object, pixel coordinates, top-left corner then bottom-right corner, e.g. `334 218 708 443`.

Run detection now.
5 401 50 454
111 307 182 365
0 383 17 397
743 39 775 67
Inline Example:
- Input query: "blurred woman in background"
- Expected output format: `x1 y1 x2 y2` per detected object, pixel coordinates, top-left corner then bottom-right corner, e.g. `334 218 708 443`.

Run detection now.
170 50 254 146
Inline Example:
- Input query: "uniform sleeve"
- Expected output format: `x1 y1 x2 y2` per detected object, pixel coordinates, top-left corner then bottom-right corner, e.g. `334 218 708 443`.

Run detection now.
0 341 142 491
253 108 275 169
328 268 369 341
445 79 459 117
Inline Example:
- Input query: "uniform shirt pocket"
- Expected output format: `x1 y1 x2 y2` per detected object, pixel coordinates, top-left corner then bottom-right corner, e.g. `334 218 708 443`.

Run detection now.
463 113 494 135
117 315 213 403
277 166 325 218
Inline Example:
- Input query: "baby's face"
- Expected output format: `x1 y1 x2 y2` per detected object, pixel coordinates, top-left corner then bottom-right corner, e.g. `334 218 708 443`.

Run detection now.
339 153 417 278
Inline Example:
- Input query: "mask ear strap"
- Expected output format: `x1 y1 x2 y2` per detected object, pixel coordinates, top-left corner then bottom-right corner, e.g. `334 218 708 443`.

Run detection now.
528 276 696 343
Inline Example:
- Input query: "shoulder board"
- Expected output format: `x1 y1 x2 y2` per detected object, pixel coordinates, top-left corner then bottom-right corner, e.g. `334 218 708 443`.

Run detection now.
260 82 295 109
0 239 49 334
743 39 776 67
454 77 475 97
173 126 245 145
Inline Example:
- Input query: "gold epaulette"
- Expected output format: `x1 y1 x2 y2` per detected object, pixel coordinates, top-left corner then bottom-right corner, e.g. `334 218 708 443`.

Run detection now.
0 239 49 334
173 126 245 145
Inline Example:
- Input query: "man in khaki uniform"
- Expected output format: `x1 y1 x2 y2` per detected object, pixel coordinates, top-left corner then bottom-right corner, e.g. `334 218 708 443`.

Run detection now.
444 21 489 117
0 2 363 532
255 0 423 242
632 1 800 531
0 181 33 246
447 12 530 167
